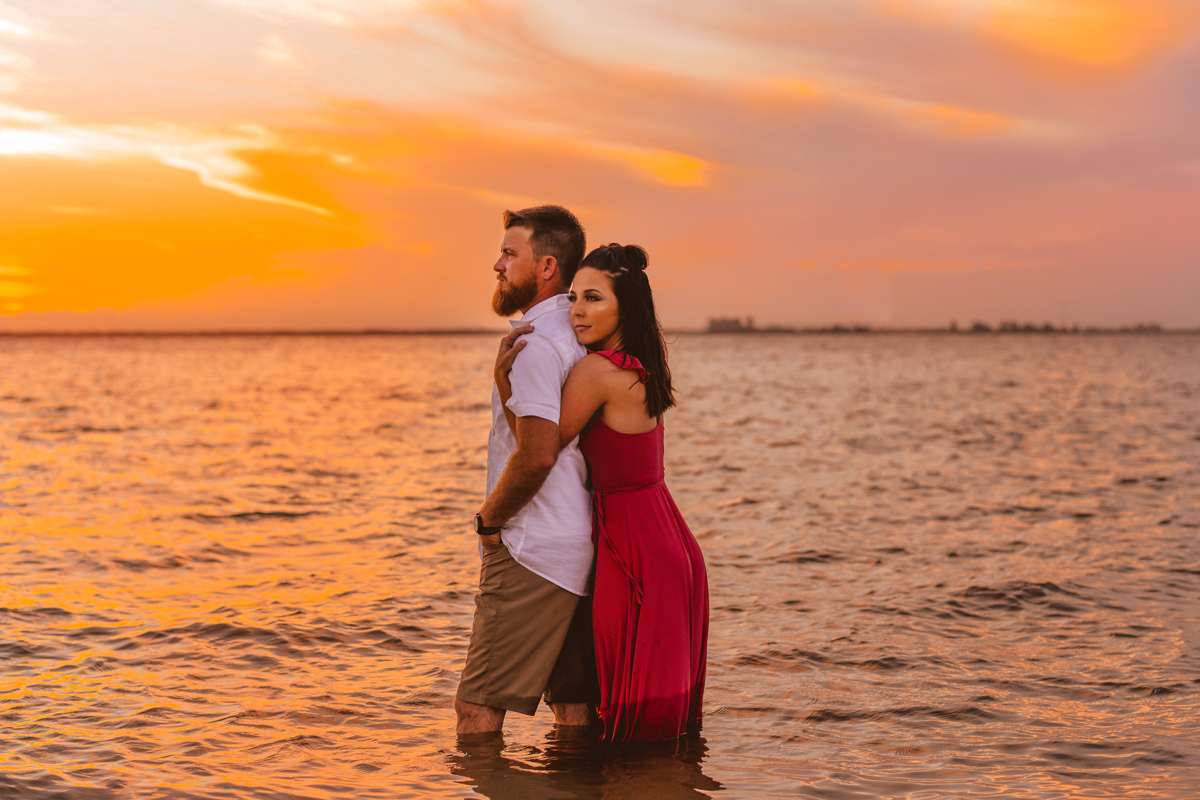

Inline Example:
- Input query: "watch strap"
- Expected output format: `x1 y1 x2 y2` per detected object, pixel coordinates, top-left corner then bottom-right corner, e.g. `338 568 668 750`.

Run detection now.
474 513 503 536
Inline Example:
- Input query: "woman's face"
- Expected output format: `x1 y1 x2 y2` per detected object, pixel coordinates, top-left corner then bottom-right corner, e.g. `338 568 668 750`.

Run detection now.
569 267 622 350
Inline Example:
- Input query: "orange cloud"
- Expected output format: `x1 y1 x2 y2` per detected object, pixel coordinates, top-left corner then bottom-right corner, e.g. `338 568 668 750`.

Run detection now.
594 145 709 187
739 77 828 111
281 106 711 191
851 91 1023 138
3 0 1198 332
877 0 1199 74
835 258 1040 273
900 102 1018 136
773 79 824 101
0 279 42 298
1 100 716 326
751 74 1021 139
0 263 42 301
0 155 364 316
838 259 976 272
0 104 341 217
987 0 1197 71
451 125 711 189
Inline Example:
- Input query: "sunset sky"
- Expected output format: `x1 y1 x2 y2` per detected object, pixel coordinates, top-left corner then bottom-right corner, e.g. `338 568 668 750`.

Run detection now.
1 0 1198 331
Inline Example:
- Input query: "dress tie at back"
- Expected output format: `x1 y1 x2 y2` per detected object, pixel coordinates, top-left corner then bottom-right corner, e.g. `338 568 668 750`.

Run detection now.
592 480 665 604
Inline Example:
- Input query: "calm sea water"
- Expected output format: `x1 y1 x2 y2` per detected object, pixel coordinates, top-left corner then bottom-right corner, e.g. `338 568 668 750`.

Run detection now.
2 332 1199 799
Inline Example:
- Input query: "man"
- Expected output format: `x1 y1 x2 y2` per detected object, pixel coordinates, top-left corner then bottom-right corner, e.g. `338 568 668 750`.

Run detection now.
455 205 596 736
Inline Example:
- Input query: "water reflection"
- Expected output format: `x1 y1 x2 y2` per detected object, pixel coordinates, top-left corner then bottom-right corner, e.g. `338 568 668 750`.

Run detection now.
448 730 723 799
3 333 1198 798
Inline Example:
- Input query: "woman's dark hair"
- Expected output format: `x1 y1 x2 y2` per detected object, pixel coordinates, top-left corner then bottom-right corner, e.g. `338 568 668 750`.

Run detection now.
579 243 676 418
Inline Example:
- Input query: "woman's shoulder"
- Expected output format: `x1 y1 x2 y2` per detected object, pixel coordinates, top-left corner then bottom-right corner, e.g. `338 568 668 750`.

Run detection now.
572 351 618 377
569 352 633 387
575 351 643 374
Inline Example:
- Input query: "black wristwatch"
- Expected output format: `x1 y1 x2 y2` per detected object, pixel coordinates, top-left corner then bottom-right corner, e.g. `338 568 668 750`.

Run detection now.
473 513 503 536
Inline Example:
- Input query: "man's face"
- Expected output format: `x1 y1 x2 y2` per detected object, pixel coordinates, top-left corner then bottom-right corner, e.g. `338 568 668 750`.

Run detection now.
492 226 540 317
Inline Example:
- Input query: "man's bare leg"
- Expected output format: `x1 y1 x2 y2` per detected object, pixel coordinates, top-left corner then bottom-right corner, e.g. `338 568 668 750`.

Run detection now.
455 698 506 736
549 702 593 727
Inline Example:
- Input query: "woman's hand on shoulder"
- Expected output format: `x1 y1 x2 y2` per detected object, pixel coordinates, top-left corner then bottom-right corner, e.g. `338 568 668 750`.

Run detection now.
494 325 533 398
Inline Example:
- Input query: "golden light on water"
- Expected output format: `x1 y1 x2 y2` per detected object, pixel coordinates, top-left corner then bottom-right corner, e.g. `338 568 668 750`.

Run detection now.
2 332 1199 797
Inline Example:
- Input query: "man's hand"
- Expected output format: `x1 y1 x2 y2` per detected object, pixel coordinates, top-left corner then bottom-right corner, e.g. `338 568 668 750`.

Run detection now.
479 532 503 550
478 415 560 528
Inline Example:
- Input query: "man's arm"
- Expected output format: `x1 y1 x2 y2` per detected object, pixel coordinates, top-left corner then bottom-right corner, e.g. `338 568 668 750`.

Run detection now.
477 414 560 543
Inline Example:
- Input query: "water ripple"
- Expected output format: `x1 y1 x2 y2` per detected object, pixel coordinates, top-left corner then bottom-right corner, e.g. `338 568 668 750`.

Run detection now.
2 332 1199 798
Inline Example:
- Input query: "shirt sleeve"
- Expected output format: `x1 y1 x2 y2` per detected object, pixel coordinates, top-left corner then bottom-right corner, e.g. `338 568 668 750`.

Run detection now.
505 335 566 423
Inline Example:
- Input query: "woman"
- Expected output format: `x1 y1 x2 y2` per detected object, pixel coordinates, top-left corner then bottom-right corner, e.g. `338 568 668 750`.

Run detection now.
495 243 709 742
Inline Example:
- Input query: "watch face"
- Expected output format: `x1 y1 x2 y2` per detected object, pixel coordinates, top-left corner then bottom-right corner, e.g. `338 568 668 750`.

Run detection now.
473 514 482 533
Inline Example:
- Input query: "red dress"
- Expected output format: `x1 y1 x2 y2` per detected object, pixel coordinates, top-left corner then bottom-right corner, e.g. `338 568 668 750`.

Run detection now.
581 350 709 741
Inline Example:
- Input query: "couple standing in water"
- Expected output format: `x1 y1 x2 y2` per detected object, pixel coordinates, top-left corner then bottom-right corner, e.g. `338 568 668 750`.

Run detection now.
455 205 709 742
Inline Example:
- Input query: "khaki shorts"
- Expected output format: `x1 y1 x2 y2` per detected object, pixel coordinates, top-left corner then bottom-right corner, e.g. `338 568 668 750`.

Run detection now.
457 542 597 716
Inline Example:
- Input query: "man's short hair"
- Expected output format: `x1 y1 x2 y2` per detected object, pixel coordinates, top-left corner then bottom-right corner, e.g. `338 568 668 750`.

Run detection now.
503 205 586 288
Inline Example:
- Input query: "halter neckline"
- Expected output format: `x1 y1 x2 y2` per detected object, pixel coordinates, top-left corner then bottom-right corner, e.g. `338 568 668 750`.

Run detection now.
592 349 649 383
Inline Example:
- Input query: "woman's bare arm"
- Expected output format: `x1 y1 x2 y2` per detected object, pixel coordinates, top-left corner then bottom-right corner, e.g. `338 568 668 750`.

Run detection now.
497 338 613 450
557 354 610 448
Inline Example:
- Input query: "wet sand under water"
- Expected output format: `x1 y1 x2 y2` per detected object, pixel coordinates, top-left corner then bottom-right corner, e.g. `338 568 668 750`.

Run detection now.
2 332 1199 799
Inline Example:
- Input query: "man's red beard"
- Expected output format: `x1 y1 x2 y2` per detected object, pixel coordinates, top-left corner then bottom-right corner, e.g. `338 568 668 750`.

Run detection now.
492 273 539 317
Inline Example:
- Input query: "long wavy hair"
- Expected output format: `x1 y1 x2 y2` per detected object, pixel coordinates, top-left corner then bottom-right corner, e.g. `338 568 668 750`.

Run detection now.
578 243 676 418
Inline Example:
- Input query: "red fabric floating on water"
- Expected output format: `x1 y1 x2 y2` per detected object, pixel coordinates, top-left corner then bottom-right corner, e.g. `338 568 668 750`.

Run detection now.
581 349 709 742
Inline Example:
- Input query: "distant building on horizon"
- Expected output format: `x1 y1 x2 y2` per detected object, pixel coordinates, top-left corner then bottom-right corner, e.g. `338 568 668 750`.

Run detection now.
707 316 757 333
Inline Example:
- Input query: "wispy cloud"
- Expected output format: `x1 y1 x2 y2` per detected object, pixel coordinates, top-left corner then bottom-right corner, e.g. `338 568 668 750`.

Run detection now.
254 33 306 69
0 44 32 92
0 278 43 298
0 104 335 216
875 0 1199 72
985 0 1197 70
0 2 41 38
206 0 434 26
750 75 1044 141
836 259 1013 272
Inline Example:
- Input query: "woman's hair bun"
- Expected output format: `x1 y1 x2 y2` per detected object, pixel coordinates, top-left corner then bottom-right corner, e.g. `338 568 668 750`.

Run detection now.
621 244 649 272
580 242 650 274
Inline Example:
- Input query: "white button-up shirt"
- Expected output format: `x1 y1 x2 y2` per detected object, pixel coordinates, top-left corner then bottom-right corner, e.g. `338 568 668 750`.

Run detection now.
486 294 594 595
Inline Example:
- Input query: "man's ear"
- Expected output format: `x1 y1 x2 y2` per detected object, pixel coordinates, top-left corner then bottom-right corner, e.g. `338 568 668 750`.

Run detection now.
539 255 560 285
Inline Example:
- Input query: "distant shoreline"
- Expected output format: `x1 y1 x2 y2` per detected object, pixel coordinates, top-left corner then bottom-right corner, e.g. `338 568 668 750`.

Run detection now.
688 326 1200 335
0 329 503 337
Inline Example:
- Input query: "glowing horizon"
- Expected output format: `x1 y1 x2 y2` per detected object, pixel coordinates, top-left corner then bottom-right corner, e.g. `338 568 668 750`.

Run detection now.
2 0 1198 331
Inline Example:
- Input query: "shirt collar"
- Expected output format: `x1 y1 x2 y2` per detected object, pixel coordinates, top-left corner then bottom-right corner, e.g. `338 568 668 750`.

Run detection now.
512 293 570 328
